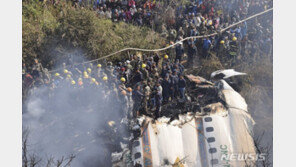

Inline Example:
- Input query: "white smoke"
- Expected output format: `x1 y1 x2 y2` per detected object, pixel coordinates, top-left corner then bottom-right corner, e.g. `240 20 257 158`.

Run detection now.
23 54 127 167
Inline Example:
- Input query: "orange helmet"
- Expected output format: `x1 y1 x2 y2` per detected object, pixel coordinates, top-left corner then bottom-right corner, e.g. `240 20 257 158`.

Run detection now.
121 90 127 95
127 87 132 92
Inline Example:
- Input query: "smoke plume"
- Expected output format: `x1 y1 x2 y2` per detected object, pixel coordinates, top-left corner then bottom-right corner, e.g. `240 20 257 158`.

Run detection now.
23 54 126 167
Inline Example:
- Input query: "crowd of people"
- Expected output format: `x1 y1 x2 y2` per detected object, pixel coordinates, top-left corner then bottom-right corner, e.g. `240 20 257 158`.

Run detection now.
23 53 187 119
39 0 273 65
83 0 273 64
24 0 273 119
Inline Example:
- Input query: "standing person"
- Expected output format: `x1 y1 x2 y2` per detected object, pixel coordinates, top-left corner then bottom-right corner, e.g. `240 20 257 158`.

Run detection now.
140 64 149 80
132 68 143 85
202 37 212 58
143 81 151 113
153 53 160 67
229 36 238 64
31 59 43 79
187 40 197 67
171 70 179 100
155 82 162 118
161 75 171 103
119 90 129 119
178 75 186 100
175 36 184 62
132 85 144 117
105 8 112 19
126 87 134 119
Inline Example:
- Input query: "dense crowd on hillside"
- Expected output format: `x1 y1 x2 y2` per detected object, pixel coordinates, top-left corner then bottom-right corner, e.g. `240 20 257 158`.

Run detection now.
24 0 273 118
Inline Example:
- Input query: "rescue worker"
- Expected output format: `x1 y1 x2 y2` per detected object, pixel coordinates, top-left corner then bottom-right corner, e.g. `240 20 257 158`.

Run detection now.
119 90 129 119
126 87 134 119
217 39 228 59
229 36 239 64
140 63 149 80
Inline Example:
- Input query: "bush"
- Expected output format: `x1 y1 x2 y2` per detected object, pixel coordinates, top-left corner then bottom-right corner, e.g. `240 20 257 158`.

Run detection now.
22 0 166 68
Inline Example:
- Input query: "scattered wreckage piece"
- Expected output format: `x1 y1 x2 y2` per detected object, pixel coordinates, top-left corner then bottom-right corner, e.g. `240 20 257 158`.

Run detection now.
210 69 247 80
185 74 214 87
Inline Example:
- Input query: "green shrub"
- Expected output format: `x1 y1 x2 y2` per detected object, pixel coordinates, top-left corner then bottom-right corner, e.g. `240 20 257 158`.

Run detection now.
22 0 166 68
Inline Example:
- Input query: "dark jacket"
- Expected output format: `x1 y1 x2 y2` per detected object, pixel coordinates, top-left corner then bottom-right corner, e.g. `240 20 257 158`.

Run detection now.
178 78 186 88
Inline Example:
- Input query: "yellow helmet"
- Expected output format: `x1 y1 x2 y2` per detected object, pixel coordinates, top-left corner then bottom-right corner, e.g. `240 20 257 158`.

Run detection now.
83 71 88 75
97 64 102 68
120 77 126 82
84 74 89 79
91 78 96 83
103 76 108 81
220 40 225 44
164 55 169 59
71 80 76 85
55 73 60 77
108 121 115 127
63 69 68 74
87 68 92 73
67 74 71 78
208 20 213 26
232 37 237 41
142 64 146 68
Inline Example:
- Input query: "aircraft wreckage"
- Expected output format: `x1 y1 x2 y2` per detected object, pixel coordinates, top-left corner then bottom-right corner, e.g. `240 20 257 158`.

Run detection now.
109 69 256 167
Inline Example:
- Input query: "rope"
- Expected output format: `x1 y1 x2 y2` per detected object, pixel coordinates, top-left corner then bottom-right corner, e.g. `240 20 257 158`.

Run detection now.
48 8 273 73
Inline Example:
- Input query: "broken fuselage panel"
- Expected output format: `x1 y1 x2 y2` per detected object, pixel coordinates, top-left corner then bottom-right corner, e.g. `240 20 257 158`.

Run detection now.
112 75 256 167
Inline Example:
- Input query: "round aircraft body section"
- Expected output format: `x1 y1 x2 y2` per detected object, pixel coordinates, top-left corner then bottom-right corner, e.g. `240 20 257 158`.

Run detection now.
132 109 256 167
129 80 256 167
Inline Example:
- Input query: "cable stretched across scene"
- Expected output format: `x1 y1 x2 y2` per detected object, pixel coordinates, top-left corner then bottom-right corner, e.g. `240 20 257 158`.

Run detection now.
48 8 273 73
